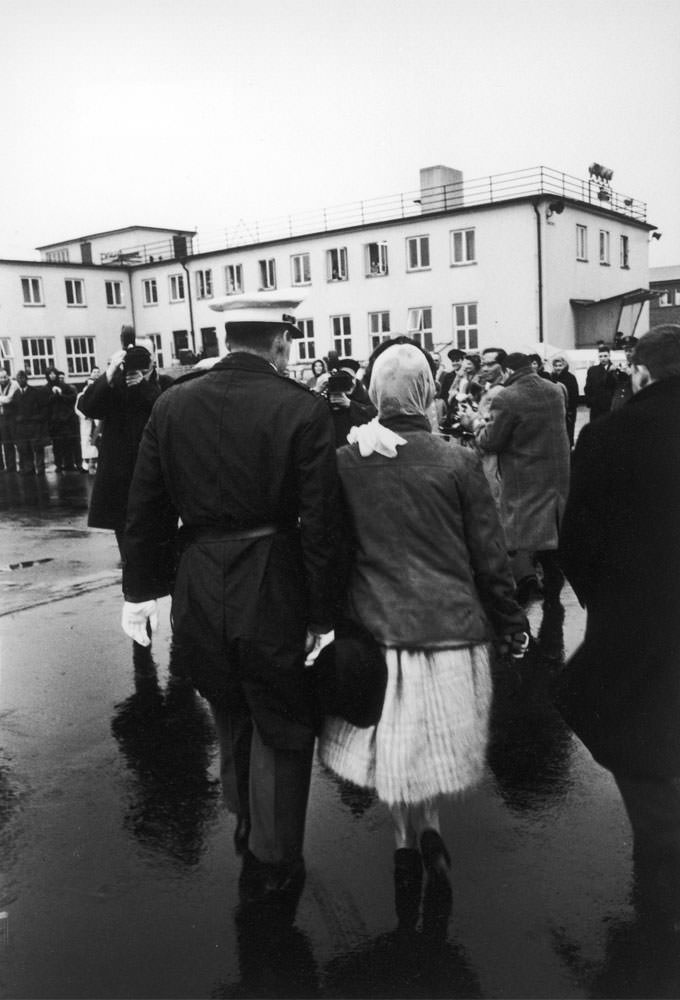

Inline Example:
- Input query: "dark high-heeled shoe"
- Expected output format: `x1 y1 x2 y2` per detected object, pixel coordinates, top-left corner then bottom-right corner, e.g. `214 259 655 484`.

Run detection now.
420 829 452 940
394 848 423 931
234 814 251 856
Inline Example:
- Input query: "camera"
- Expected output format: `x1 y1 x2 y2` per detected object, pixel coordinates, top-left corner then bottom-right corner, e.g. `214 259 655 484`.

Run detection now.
326 370 354 395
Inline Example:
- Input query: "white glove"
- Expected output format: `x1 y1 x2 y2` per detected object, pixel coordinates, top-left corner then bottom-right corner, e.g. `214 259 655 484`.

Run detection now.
122 600 158 646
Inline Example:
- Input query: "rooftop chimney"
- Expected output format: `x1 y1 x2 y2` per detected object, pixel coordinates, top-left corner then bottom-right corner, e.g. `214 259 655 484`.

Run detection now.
419 165 464 214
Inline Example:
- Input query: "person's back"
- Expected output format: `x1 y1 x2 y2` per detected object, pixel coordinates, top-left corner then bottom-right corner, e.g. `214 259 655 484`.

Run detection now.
338 429 515 647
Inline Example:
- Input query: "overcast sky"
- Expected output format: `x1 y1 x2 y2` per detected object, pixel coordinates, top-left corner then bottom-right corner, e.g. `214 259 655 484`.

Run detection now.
2 0 679 267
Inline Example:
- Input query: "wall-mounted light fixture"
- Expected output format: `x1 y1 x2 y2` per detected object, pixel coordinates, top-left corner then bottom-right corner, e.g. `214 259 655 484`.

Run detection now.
651 231 663 241
546 199 565 221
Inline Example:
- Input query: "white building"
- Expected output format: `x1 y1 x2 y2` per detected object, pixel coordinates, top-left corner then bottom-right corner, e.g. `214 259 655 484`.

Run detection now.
0 167 656 382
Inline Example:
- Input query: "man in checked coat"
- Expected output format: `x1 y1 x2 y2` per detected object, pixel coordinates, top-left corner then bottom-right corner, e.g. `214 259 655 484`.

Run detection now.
472 351 570 605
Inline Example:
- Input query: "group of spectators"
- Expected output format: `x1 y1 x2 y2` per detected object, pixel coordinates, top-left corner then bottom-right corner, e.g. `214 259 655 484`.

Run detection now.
0 365 101 476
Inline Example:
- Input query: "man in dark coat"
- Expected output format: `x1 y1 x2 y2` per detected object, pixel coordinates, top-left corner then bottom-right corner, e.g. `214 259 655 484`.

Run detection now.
584 345 615 420
13 370 49 474
78 338 167 554
120 294 341 904
48 371 81 472
0 369 18 472
550 355 580 446
558 324 680 931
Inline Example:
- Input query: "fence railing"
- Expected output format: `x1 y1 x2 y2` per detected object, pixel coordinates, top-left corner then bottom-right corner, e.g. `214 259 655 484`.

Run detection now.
96 166 647 263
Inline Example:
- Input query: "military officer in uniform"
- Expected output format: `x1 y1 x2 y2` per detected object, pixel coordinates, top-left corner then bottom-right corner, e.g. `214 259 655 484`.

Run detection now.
120 291 341 903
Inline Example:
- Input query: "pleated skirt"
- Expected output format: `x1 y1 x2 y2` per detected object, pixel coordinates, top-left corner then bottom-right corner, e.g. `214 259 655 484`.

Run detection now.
317 643 493 807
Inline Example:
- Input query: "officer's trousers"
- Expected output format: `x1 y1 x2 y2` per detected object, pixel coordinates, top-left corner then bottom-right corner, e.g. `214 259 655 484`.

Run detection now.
211 705 314 866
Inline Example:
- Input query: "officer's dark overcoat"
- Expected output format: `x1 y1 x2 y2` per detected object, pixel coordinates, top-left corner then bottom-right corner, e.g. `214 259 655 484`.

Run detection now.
123 353 341 749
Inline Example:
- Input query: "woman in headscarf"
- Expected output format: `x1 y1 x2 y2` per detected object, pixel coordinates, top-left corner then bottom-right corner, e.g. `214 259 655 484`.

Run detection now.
318 342 528 934
550 354 580 445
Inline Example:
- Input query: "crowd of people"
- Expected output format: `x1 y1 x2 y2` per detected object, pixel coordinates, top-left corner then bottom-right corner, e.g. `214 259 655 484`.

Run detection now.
7 303 680 963
0 364 102 476
105 292 680 966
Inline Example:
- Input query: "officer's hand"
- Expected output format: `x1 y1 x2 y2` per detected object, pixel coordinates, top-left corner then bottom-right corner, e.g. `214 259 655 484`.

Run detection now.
304 629 334 667
106 349 127 383
329 392 350 409
122 600 158 646
125 370 144 388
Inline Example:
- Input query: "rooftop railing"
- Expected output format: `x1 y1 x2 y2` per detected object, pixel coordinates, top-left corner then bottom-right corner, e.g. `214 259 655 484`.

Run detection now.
193 165 647 254
95 166 647 264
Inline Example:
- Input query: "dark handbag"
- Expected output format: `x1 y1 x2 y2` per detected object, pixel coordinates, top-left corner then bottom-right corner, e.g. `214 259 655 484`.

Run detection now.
313 618 388 728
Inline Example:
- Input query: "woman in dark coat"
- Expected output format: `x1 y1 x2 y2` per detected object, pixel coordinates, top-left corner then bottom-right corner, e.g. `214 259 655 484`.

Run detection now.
78 344 165 553
550 355 580 445
318 343 528 932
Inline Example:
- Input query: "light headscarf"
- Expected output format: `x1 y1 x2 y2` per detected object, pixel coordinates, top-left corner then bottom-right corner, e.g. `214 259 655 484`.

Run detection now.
347 344 435 458
368 343 435 419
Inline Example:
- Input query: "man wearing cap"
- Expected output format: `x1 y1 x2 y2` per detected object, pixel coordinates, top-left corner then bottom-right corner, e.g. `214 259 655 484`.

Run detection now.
472 352 570 605
120 293 341 905
78 329 169 559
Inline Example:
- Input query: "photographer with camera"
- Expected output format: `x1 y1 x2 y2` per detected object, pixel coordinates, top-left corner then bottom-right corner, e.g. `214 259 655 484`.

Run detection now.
78 326 173 561
320 358 376 448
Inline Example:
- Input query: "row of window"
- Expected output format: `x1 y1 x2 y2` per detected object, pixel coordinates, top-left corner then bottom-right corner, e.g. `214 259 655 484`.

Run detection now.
141 232 476 304
20 277 126 308
576 226 630 267
0 302 480 377
18 224 633 310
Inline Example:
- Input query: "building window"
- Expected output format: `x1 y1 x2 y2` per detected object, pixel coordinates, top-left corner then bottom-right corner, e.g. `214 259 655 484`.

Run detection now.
674 289 680 307
291 253 311 286
148 334 164 368
196 269 213 299
599 230 610 265
368 311 391 351
45 248 70 263
64 278 86 307
173 330 189 358
259 259 277 290
21 337 55 376
451 228 476 265
142 279 158 305
169 274 186 302
200 327 218 358
105 280 123 307
365 242 388 277
406 236 430 271
331 315 352 355
0 339 15 375
576 225 588 261
619 234 630 269
453 303 478 351
65 337 96 376
225 263 243 294
21 277 44 306
407 307 433 350
327 247 348 281
658 291 671 307
295 319 316 361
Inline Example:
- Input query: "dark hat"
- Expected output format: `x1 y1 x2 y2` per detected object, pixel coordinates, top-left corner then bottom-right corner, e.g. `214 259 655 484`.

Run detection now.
337 357 360 374
621 336 638 348
313 618 387 728
123 345 152 372
505 352 531 371
447 348 465 362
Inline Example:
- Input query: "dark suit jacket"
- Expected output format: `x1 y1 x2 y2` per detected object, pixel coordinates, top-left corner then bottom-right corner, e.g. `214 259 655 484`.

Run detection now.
122 353 341 748
558 376 680 776
584 363 615 419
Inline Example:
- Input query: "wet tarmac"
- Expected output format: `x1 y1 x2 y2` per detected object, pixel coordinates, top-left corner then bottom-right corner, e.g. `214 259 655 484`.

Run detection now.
0 469 678 998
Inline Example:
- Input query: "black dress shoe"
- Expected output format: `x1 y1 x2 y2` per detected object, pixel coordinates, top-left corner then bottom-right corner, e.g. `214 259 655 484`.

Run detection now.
234 814 251 855
239 850 306 908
